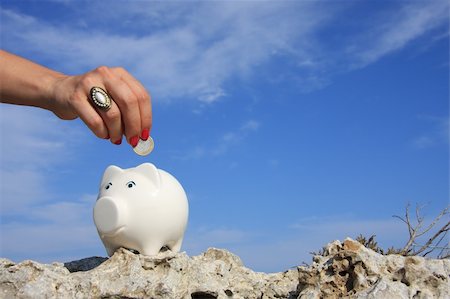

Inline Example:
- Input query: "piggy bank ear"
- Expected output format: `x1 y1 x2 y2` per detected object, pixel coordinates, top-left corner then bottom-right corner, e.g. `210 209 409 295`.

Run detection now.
134 163 161 191
101 165 123 186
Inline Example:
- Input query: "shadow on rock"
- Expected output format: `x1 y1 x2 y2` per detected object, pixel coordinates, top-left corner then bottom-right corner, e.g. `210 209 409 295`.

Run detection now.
64 256 108 273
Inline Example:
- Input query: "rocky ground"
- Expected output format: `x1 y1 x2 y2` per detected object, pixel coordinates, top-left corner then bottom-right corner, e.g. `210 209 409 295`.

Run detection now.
0 238 448 299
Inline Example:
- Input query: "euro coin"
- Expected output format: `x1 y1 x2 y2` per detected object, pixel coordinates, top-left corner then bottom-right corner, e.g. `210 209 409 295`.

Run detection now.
133 136 154 156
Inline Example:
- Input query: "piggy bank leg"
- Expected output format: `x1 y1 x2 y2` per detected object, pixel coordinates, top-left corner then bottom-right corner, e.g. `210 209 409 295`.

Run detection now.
169 238 183 253
140 242 166 256
105 245 117 257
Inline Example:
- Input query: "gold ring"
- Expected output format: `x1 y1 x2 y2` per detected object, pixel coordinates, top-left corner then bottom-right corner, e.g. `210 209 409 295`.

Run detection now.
90 87 112 111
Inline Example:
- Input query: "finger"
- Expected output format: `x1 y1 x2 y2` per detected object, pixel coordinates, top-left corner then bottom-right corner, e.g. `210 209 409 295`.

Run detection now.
102 74 141 147
70 90 109 139
111 67 152 139
91 86 123 145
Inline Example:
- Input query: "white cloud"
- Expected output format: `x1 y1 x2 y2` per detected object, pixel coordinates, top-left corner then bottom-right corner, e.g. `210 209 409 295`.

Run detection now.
183 209 448 272
1 221 100 261
212 120 260 156
2 1 447 103
29 194 96 225
0 105 71 167
0 3 332 103
170 146 207 161
0 102 97 263
268 159 280 167
412 116 449 149
289 217 405 238
182 217 409 272
185 227 249 251
347 0 449 68
2 209 442 271
413 136 436 149
0 105 86 215
241 120 260 132
172 120 260 160
0 193 101 262
0 169 47 213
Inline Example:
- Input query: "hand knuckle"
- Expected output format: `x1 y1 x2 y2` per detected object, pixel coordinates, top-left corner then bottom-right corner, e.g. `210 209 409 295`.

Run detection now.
95 65 110 75
116 67 127 74
126 98 139 111
89 117 104 132
119 92 138 108
80 75 96 89
107 109 121 121
69 93 81 105
137 91 149 104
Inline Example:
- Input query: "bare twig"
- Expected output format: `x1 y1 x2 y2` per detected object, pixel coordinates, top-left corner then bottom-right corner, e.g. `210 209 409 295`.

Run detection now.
416 206 448 239
422 231 446 257
392 203 449 258
413 220 449 256
395 204 420 255
437 231 449 259
347 204 449 260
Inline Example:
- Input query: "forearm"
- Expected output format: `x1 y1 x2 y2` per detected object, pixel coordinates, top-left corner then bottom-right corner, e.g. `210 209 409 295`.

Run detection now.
0 50 152 145
0 50 66 111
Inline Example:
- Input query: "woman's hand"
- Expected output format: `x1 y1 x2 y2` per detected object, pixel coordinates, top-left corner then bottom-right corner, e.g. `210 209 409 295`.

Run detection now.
51 66 152 146
0 50 152 147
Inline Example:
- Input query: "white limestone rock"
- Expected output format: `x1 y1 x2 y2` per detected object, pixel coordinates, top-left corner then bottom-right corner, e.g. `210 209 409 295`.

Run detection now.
0 239 448 299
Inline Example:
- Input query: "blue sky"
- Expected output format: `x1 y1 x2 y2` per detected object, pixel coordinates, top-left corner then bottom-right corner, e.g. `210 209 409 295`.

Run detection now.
0 0 448 273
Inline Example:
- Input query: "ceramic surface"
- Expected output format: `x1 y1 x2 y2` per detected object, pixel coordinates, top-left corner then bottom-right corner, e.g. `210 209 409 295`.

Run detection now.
94 163 189 256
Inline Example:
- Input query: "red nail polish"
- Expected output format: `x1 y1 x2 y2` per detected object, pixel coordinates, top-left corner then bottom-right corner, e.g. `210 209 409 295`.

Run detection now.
130 135 139 147
104 134 110 140
113 139 122 145
141 128 149 141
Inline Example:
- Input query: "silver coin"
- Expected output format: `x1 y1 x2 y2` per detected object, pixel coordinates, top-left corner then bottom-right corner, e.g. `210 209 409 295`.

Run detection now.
133 136 154 156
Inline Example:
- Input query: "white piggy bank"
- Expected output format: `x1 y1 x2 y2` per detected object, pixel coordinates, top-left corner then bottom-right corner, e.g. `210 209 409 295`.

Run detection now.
93 163 189 256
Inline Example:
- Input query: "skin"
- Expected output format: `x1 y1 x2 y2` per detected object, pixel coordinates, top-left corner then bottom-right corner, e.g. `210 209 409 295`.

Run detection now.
0 50 152 146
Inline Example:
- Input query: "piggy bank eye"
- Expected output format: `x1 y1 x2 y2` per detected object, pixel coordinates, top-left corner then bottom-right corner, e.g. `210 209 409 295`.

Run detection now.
126 181 136 188
105 182 112 190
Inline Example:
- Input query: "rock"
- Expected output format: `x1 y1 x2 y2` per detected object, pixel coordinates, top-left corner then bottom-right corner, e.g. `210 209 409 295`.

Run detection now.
63 256 108 273
296 239 449 299
0 238 448 299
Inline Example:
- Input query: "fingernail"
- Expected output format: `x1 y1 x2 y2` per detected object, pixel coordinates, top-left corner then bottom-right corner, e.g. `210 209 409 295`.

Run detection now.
113 139 122 145
130 135 139 147
141 128 149 141
104 134 110 140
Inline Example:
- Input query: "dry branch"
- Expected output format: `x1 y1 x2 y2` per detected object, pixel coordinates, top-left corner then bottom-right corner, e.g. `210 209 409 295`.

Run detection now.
393 204 449 258
356 204 449 259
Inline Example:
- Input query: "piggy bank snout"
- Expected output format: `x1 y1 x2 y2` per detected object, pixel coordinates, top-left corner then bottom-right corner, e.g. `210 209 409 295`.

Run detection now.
94 197 128 235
